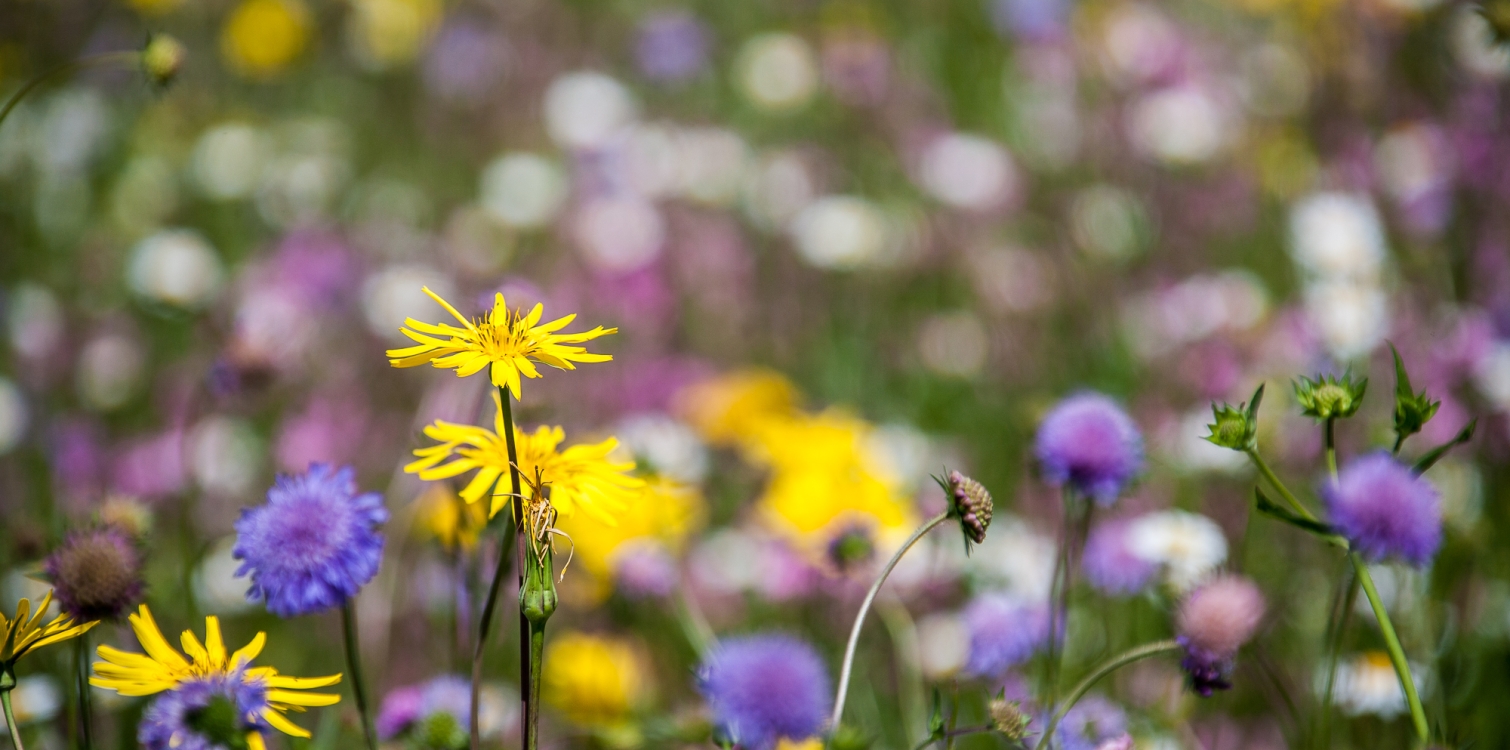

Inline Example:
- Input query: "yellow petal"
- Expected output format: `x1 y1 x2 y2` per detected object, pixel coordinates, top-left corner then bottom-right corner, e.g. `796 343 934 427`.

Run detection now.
205 617 227 668
130 606 191 672
180 629 208 665
267 689 341 707
264 673 341 689
248 731 267 750
261 708 312 738
230 631 266 668
423 286 476 331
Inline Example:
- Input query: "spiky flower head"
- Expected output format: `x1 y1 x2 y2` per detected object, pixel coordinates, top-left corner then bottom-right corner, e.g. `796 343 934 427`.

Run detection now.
43 527 145 621
698 634 832 750
1176 575 1265 696
233 463 388 617
1390 345 1439 444
988 698 1031 742
386 287 616 400
940 470 993 549
1034 393 1144 505
137 672 267 750
1293 372 1367 421
141 34 187 87
1204 384 1264 452
963 594 1055 679
1322 453 1442 566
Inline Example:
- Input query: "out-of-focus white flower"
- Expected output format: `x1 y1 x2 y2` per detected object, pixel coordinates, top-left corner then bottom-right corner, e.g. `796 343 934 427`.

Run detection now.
1325 652 1426 718
615 413 710 484
37 88 110 175
1452 7 1510 78
790 195 888 270
193 122 272 201
618 124 682 198
256 153 351 227
1288 192 1387 280
544 72 637 150
572 196 665 273
480 152 569 229
479 682 521 739
443 205 515 277
967 246 1055 315
361 264 455 339
1121 271 1270 360
9 675 61 724
233 287 312 365
193 536 255 615
675 127 751 205
736 33 819 111
1100 4 1181 85
1070 185 1147 261
0 378 26 455
863 423 935 490
1128 85 1234 165
127 229 225 309
7 283 63 360
975 516 1056 601
1009 79 1081 171
743 151 816 230
1127 510 1228 591
1304 281 1389 361
1239 43 1311 118
1374 123 1454 205
917 312 989 378
191 416 265 497
77 335 146 411
688 528 765 594
917 612 968 679
917 133 1019 211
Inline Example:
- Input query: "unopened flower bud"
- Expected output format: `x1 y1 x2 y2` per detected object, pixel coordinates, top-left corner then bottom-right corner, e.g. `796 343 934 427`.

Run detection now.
1293 373 1367 421
1390 345 1439 442
988 698 1030 742
141 33 186 87
1204 384 1263 452
827 525 875 573
944 470 993 548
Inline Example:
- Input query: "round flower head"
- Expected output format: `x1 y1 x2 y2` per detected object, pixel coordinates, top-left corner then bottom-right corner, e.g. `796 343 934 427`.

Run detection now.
1081 520 1157 597
1176 575 1265 696
376 685 424 740
138 673 269 750
1041 694 1127 750
377 676 470 748
44 527 144 621
963 594 1055 679
234 463 388 617
698 634 832 750
1034 393 1143 504
1322 453 1442 567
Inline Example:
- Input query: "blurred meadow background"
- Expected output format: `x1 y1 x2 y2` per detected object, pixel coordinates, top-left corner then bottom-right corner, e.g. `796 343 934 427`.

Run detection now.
2 0 1510 747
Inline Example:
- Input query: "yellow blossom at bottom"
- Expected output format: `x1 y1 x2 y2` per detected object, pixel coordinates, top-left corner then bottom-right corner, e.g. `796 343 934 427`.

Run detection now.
777 740 824 750
543 631 646 727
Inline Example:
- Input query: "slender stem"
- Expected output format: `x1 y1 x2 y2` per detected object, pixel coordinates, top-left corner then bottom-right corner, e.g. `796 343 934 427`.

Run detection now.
1245 448 1317 521
75 634 93 750
943 684 958 750
341 601 378 750
1391 433 1405 457
1315 569 1359 750
1350 554 1429 743
1324 418 1338 479
526 620 546 750
1 688 23 750
830 511 950 729
912 724 994 749
470 387 525 750
0 52 138 133
1031 640 1182 750
1045 491 1091 714
674 588 715 656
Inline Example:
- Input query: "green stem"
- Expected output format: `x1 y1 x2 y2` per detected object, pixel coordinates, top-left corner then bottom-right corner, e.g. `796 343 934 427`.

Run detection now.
1350 554 1429 743
341 601 378 750
0 52 137 134
912 724 992 750
1315 568 1359 749
526 620 546 750
1391 433 1405 457
76 634 93 750
1324 418 1338 479
830 511 950 729
1044 491 1091 714
470 387 525 750
1031 640 1182 750
3 686 25 750
673 588 715 657
1245 448 1317 522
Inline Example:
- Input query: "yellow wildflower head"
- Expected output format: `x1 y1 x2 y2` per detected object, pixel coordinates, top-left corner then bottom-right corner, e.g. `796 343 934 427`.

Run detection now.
347 0 443 69
675 369 800 445
387 287 617 400
0 591 97 674
220 0 311 79
556 476 704 582
777 740 825 750
91 605 341 739
412 483 487 552
543 631 646 727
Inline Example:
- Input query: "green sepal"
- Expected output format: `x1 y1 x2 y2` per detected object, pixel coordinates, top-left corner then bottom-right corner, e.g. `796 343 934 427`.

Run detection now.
1293 371 1367 421
928 687 944 737
828 724 874 750
1413 419 1477 476
1205 383 1264 451
1390 344 1440 448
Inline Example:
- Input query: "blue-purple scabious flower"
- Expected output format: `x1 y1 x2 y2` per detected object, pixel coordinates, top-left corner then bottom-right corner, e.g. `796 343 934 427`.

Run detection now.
1035 393 1144 504
1176 575 1266 696
1322 453 1442 567
138 672 269 750
1039 694 1127 750
234 463 388 618
963 593 1055 679
698 634 831 750
376 675 470 748
1081 520 1157 597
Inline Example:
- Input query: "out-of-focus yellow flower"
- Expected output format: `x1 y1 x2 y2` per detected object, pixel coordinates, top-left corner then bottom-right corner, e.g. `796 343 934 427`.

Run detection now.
777 740 824 750
543 631 645 726
348 0 442 69
413 483 487 552
220 0 311 79
407 391 644 523
1 591 97 672
387 287 616 401
675 369 800 445
126 0 186 17
556 476 704 580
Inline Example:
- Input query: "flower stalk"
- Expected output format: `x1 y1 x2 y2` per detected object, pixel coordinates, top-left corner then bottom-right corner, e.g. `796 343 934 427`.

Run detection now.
519 483 560 750
1031 640 1181 750
471 386 525 750
341 601 378 750
1350 554 1429 743
1 669 23 750
76 634 94 750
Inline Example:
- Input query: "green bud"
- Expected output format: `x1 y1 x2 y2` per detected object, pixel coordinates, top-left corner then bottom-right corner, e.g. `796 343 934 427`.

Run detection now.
1390 344 1439 443
829 724 874 750
1204 383 1264 452
413 711 468 750
141 33 186 87
184 695 251 750
1293 372 1367 421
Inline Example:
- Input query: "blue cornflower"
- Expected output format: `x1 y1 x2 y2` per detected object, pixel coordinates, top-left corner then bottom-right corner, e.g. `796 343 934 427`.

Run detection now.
963 593 1055 679
1322 453 1442 567
1035 393 1144 504
138 673 269 750
698 634 831 750
234 463 388 617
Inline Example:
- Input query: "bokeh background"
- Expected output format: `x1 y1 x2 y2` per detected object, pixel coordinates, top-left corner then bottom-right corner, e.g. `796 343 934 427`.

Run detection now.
2 0 1510 746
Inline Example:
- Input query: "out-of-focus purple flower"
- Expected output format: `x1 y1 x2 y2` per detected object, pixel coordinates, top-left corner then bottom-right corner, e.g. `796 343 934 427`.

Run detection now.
1082 520 1157 597
698 634 831 750
138 673 268 750
376 685 425 739
1043 695 1127 750
963 593 1055 679
991 0 1069 41
110 431 186 500
44 527 144 621
266 229 358 308
233 463 388 617
635 11 711 83
822 32 890 107
613 541 679 599
1322 453 1442 567
1177 575 1265 696
51 418 105 505
275 395 370 472
424 19 509 105
1035 393 1144 504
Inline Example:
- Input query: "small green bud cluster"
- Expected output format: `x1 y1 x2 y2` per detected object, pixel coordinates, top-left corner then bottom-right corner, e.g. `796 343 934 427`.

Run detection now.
1293 373 1367 421
1204 384 1264 452
1391 344 1440 444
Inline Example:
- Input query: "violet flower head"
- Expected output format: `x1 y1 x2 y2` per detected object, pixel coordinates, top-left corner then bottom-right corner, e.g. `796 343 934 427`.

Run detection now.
376 685 425 740
1176 575 1266 696
963 593 1055 679
1081 520 1157 597
1041 694 1127 750
635 11 711 83
613 542 680 600
138 673 268 750
1322 453 1442 567
234 463 388 617
698 634 831 750
1034 393 1144 504
44 526 144 621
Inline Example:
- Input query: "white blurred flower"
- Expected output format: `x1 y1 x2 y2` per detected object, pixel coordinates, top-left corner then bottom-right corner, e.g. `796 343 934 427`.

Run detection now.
1326 652 1426 718
1121 271 1270 360
736 33 820 111
1166 409 1249 474
1288 192 1387 280
256 153 351 227
619 124 682 198
863 423 935 490
975 516 1056 601
573 196 665 273
1304 281 1389 361
1100 4 1181 85
479 682 521 740
544 71 637 150
742 151 816 230
790 195 888 269
918 133 1019 211
967 246 1055 315
192 122 272 201
675 127 751 205
1129 85 1233 165
7 283 63 360
37 88 110 175
917 312 989 378
443 205 515 277
480 153 569 229
193 536 256 615
191 416 265 497
615 413 710 483
917 612 968 679
1070 185 1147 261
9 675 61 724
1239 43 1311 118
1127 510 1228 591
0 378 26 455
233 287 312 364
1452 7 1510 78
1374 123 1453 204
76 335 145 411
127 229 224 309
688 528 765 594
361 264 455 339
1010 81 1081 171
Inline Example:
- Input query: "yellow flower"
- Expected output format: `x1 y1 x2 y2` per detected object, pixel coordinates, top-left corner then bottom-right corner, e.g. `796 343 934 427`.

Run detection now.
406 391 644 523
348 0 442 68
675 369 800 445
91 605 341 740
1 591 98 671
556 476 704 580
387 287 617 400
777 740 824 750
221 0 311 79
543 631 645 726
413 483 487 552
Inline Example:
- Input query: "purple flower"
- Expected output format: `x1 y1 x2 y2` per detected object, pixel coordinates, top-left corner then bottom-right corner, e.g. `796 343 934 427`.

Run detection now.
613 542 679 599
1322 453 1442 566
635 11 711 83
963 593 1055 679
234 463 388 617
138 673 268 750
991 0 1069 41
1081 520 1157 597
698 634 831 750
423 19 509 105
1035 393 1144 504
1176 575 1265 696
1043 695 1127 750
44 527 144 621
376 685 424 740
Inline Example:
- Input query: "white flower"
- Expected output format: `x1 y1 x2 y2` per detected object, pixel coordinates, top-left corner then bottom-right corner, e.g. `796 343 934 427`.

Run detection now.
615 413 710 484
544 72 637 150
975 517 1057 601
479 153 569 230
1127 510 1228 591
736 33 819 111
127 229 225 309
1325 652 1427 718
1288 192 1386 280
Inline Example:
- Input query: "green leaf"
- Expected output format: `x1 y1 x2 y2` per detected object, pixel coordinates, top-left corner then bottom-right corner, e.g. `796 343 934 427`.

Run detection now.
1245 383 1265 425
1391 343 1414 399
1254 488 1338 538
1413 419 1477 475
928 687 944 736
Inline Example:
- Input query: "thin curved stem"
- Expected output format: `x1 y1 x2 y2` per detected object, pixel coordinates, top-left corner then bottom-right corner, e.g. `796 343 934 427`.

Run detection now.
912 724 992 750
341 601 378 750
1351 554 1429 743
0 52 137 133
1245 448 1317 522
470 387 525 750
1031 640 1181 750
3 687 25 750
1324 418 1338 479
1315 569 1358 749
830 511 950 729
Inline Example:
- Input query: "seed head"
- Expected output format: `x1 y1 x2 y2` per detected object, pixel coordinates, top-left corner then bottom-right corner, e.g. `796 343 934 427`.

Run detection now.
141 34 186 87
943 470 993 549
44 527 145 621
988 699 1030 742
